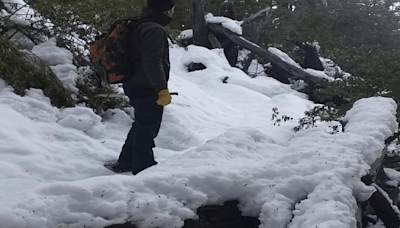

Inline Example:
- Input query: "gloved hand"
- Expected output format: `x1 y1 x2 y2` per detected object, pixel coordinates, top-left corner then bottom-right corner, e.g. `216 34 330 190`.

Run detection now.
157 89 171 106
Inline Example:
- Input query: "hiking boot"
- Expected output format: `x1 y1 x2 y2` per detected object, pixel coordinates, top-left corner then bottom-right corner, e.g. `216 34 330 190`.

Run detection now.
132 161 158 175
104 161 132 173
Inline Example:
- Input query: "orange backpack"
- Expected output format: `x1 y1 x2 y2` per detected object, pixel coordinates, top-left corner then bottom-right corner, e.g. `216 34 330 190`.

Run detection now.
89 17 146 84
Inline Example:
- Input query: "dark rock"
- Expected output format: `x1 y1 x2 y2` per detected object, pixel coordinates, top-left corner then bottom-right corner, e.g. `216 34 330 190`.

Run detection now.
177 37 194 47
105 223 137 228
183 200 260 228
188 62 207 72
299 43 324 71
104 200 260 228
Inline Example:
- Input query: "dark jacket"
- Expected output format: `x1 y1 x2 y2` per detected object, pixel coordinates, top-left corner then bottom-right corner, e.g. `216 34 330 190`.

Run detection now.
126 8 171 93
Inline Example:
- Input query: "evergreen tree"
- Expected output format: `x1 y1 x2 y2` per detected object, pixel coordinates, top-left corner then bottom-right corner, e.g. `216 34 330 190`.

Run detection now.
263 0 400 108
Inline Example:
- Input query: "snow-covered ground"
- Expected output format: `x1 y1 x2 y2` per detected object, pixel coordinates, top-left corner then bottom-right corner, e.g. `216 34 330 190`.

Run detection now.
0 37 398 228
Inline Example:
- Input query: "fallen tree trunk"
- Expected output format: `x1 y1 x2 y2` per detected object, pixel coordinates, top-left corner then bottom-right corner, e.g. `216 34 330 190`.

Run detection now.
207 23 325 86
360 146 400 228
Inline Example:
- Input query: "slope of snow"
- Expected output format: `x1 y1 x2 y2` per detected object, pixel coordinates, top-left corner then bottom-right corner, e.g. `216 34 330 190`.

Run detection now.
0 41 397 228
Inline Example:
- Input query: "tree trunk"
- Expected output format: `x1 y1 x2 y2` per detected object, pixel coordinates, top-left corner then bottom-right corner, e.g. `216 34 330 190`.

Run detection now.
219 0 236 20
242 7 271 46
300 43 324 71
240 7 271 74
361 146 400 228
208 33 222 48
242 53 255 74
190 0 212 48
214 0 239 67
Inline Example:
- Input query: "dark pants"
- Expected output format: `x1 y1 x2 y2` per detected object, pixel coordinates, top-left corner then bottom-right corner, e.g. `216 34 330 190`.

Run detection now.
118 83 163 174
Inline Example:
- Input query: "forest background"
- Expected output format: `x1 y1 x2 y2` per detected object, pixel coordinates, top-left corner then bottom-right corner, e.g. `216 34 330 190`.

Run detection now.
2 0 400 121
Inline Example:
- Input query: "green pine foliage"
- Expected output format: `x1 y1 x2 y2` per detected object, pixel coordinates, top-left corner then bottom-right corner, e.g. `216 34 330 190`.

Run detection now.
1 0 140 112
265 0 400 117
75 76 129 114
0 36 74 107
32 0 145 34
3 0 400 118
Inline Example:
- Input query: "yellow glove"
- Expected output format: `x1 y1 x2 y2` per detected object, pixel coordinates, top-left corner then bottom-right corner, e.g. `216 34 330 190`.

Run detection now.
157 89 171 106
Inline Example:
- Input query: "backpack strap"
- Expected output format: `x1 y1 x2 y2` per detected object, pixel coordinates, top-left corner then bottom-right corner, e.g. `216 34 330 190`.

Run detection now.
126 17 153 32
168 34 176 44
130 18 175 45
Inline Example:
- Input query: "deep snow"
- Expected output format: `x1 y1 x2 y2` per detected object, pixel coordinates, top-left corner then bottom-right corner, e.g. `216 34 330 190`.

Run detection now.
1 1 399 228
0 39 398 228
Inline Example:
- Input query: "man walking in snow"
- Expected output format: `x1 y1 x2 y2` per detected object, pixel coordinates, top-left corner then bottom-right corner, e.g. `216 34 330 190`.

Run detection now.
105 0 174 175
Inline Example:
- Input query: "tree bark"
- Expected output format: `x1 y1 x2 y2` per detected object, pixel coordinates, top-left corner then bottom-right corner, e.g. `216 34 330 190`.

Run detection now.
239 7 271 74
242 53 255 74
213 0 239 67
208 33 222 48
190 0 212 48
219 0 236 20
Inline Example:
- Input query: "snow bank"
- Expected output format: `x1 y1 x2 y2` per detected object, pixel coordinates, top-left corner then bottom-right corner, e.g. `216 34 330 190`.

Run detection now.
0 43 397 228
57 106 106 139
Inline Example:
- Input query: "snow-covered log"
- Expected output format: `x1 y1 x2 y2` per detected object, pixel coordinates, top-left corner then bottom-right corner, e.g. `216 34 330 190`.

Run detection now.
207 22 325 86
360 147 400 228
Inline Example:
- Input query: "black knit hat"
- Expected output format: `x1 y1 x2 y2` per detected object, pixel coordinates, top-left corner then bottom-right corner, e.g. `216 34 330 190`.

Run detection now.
147 0 175 12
